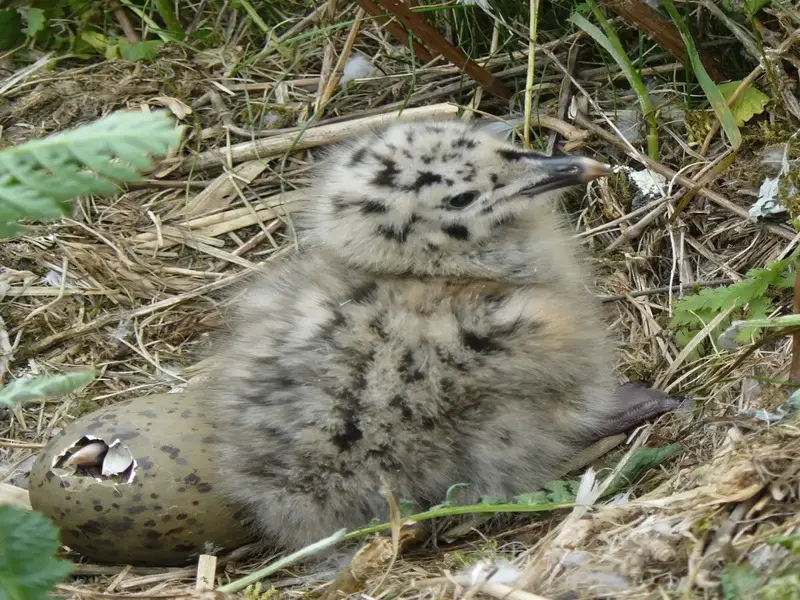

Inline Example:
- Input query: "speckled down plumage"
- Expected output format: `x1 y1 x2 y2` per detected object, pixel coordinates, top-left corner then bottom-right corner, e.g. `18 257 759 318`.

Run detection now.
202 120 678 551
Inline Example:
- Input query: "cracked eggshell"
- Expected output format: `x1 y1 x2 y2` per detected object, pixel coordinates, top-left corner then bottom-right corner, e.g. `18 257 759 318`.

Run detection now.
28 392 256 567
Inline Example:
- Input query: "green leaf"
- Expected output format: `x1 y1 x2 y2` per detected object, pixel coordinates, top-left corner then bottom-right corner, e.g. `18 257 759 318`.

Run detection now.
119 39 162 62
25 8 46 38
661 0 741 149
0 109 181 238
0 370 95 409
722 0 771 15
570 7 658 158
479 495 506 506
720 563 760 600
609 445 682 491
0 9 23 50
0 505 74 600
430 483 471 509
542 480 579 503
718 81 770 127
744 0 771 16
765 533 800 557
80 30 107 51
513 491 549 505
758 573 800 599
670 253 797 351
674 328 699 350
397 499 415 518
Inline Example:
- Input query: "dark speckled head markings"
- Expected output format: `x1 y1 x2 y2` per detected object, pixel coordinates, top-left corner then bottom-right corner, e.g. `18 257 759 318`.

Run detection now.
296 120 612 282
204 119 683 554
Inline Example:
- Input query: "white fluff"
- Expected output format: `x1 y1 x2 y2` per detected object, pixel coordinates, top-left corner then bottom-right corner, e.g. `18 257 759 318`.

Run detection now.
341 54 374 86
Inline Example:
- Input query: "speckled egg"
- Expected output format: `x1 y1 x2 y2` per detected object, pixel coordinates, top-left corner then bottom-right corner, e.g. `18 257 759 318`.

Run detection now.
28 391 257 567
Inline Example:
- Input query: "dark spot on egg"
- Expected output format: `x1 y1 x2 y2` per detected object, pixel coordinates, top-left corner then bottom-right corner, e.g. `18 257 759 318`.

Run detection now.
165 527 186 536
78 520 103 536
160 445 180 460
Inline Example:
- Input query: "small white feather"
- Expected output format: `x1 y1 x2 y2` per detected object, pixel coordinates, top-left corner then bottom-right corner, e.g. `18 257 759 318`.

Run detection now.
341 54 374 86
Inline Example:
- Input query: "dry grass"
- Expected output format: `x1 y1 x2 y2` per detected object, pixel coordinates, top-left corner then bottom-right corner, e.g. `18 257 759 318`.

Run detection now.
1 2 800 599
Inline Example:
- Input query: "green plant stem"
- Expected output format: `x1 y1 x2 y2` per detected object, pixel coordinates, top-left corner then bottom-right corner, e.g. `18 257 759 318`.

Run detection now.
523 0 540 148
343 499 575 541
216 529 347 594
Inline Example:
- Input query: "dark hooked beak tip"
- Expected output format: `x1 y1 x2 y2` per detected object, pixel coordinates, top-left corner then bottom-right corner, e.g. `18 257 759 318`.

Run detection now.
521 155 615 195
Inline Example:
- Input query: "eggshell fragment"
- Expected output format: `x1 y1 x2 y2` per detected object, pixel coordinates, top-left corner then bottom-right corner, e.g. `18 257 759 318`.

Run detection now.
28 391 256 567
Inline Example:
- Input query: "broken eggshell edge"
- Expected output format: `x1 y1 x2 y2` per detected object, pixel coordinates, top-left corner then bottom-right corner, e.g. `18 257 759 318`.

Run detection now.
28 391 257 567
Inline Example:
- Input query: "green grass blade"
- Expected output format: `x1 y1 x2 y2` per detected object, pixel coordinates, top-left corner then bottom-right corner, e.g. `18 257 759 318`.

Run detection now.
660 0 741 148
569 8 658 158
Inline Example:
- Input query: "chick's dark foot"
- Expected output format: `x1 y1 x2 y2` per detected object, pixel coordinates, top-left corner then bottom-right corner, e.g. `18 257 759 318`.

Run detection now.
590 381 685 441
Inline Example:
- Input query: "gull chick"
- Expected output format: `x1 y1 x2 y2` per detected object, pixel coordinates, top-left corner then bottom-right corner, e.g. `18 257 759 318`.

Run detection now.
203 120 682 551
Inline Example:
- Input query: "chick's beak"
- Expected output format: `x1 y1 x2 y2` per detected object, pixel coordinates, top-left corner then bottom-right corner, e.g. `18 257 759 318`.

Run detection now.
519 155 614 196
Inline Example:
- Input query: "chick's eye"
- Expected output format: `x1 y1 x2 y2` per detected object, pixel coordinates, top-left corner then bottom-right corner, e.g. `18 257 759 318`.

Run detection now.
447 191 479 209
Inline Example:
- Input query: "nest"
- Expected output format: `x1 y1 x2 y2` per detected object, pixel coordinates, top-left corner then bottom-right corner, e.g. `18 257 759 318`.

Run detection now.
1 2 799 599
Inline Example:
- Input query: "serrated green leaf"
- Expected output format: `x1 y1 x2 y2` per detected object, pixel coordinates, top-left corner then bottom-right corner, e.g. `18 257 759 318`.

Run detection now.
479 495 506 506
759 573 800 600
745 296 773 321
609 445 681 491
0 505 74 600
661 0 741 149
80 30 106 51
0 9 24 50
398 499 414 519
513 491 549 505
119 39 162 62
765 533 800 557
718 81 770 127
0 220 21 237
0 371 95 408
674 328 698 349
0 110 181 239
777 272 796 288
720 563 760 600
670 253 796 347
541 480 578 503
25 8 46 38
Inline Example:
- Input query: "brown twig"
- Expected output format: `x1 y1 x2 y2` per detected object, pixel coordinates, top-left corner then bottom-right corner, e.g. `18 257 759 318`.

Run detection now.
598 0 728 82
354 0 434 64
573 113 798 243
112 3 140 43
374 0 512 100
598 278 736 302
